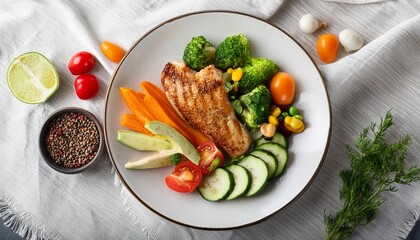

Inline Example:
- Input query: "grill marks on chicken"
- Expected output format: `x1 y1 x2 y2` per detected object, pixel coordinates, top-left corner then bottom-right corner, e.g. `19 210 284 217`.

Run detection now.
161 62 251 157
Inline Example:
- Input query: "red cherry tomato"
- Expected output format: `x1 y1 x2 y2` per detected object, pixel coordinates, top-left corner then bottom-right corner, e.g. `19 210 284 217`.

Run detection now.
100 41 126 63
68 51 95 75
270 72 295 106
165 161 203 193
74 74 100 100
317 34 340 63
197 141 225 174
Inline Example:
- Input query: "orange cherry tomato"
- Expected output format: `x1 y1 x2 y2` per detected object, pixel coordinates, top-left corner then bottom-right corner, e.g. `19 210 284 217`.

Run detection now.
270 72 295 106
100 41 126 63
317 34 340 63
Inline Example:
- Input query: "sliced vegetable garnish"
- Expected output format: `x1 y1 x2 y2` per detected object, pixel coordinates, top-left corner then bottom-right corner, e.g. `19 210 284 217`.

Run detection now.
197 141 225 174
165 161 203 193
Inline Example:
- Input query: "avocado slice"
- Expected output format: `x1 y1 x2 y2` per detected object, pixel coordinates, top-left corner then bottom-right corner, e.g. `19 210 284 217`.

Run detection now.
124 121 200 169
117 130 172 151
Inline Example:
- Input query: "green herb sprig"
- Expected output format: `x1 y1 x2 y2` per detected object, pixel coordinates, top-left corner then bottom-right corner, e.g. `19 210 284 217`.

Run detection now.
325 111 420 240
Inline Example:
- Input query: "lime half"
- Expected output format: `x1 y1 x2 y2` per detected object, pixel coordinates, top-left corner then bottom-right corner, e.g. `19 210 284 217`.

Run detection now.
7 52 60 104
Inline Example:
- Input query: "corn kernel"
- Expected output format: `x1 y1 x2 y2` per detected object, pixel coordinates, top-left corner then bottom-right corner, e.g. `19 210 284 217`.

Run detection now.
284 116 305 133
284 116 292 125
268 115 279 126
290 117 303 129
284 123 295 133
271 107 281 117
231 68 243 81
294 122 305 133
227 68 234 74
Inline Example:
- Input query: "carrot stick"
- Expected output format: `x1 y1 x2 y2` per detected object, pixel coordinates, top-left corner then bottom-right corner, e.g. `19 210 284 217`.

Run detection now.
136 91 146 100
119 87 154 124
143 94 192 141
140 81 209 146
140 81 180 114
120 113 152 135
141 81 167 100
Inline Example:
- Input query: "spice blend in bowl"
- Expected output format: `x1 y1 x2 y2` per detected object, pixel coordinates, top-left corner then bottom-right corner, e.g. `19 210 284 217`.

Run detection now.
40 108 104 174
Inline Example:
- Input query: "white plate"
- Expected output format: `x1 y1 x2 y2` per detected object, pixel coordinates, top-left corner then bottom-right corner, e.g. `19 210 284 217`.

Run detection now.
104 11 331 230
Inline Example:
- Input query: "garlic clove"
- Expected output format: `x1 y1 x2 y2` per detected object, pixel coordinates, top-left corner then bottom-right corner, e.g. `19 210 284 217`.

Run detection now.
339 28 363 52
299 14 327 34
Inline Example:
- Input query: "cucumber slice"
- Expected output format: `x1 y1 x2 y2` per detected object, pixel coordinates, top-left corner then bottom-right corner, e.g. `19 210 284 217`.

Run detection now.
255 132 288 149
224 164 251 200
249 149 278 180
238 155 269 197
255 142 288 177
272 132 288 148
254 136 269 147
198 168 234 202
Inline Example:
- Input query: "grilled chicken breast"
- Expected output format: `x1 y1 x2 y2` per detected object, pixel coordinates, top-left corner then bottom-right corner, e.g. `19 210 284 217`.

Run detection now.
161 61 251 157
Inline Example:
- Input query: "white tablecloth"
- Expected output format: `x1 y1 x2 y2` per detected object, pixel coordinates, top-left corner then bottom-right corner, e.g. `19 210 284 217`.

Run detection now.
1 0 420 239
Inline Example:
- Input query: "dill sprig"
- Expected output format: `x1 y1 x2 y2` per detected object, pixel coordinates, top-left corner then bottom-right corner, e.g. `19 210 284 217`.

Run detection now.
325 111 420 240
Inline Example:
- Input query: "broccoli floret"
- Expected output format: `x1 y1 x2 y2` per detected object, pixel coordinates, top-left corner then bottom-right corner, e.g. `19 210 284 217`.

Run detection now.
233 85 272 130
223 72 240 100
214 34 251 71
170 153 182 165
183 36 216 71
232 98 243 116
238 57 280 94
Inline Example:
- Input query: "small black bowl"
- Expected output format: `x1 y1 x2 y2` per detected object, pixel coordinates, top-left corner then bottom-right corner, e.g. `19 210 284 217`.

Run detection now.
39 107 104 174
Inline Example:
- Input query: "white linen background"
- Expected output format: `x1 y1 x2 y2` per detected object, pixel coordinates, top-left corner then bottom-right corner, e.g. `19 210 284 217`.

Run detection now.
1 0 420 239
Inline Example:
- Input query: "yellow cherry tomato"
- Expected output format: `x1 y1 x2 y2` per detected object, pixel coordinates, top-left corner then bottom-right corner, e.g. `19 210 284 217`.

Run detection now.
270 72 295 106
100 41 126 63
317 34 339 63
